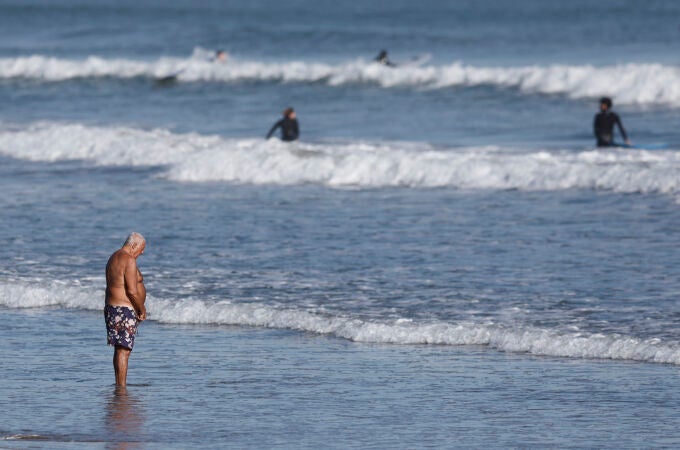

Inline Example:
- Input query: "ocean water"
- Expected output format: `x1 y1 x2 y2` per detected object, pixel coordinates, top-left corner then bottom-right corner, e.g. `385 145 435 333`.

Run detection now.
1 0 680 448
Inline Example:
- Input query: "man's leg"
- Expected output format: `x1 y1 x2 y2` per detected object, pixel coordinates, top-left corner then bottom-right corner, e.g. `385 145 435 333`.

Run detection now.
113 346 132 386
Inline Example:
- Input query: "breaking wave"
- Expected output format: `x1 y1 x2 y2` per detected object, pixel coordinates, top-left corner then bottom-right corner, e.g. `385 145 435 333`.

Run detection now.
0 122 678 194
2 280 680 366
1 50 679 106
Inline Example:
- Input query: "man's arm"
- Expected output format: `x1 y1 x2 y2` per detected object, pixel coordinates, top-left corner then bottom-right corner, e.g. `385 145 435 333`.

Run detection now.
593 114 599 138
292 120 299 139
615 114 629 143
266 120 282 139
137 269 146 303
124 257 147 320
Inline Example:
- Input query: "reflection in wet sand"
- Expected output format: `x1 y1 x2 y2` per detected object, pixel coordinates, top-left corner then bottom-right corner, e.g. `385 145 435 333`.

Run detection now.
105 386 146 450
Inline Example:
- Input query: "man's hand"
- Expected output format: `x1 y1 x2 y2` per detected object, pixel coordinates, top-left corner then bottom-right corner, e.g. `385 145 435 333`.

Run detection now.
625 139 632 146
137 307 147 322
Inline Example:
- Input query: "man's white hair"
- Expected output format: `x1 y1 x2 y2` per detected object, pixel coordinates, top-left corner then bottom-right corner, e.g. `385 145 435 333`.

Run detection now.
123 232 146 248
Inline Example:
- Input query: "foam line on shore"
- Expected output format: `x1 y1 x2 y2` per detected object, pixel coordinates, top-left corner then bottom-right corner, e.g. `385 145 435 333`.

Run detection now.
2 280 679 366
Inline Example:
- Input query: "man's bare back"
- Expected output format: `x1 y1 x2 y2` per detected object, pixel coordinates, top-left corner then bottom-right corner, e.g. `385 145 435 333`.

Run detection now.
105 245 147 320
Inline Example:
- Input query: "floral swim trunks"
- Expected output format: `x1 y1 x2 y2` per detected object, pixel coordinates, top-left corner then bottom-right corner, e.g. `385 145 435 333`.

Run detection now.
104 305 138 350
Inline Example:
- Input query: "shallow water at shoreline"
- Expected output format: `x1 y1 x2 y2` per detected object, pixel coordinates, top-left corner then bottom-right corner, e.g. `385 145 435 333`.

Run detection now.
3 0 680 447
2 308 680 449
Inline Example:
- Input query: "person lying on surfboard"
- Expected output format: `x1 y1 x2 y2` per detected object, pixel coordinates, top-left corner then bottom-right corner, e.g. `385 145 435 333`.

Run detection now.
375 49 397 67
211 50 228 63
594 97 630 147
155 49 228 86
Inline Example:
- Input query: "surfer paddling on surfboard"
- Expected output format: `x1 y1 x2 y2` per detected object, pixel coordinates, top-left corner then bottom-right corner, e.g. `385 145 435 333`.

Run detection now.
594 97 630 147
374 49 432 68
155 49 228 86
375 49 397 67
212 49 228 62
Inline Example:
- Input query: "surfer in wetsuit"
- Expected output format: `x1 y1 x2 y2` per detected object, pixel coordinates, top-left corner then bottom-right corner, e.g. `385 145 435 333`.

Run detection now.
375 50 396 67
212 50 228 63
266 107 299 142
593 97 630 147
155 49 228 86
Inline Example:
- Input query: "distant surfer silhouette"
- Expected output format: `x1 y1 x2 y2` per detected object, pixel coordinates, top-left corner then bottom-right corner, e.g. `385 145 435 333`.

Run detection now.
155 49 228 87
375 50 396 67
266 107 299 142
593 97 630 147
212 50 228 63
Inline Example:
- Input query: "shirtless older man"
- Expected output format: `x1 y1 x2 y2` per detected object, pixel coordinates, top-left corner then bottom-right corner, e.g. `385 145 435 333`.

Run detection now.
104 232 147 386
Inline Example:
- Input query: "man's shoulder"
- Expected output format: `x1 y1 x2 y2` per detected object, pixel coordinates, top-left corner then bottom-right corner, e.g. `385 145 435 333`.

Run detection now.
109 249 135 265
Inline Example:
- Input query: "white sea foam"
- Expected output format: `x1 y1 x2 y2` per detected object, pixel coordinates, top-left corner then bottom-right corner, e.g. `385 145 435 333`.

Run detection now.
2 280 680 366
1 51 679 106
0 122 678 194
0 281 101 311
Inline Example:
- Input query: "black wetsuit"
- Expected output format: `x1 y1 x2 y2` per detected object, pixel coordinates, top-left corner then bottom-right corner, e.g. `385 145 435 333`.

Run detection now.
266 117 299 141
375 53 396 67
593 110 627 147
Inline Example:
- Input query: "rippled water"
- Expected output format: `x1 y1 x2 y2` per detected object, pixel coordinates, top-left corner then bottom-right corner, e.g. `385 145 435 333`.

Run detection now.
3 309 680 449
2 0 680 447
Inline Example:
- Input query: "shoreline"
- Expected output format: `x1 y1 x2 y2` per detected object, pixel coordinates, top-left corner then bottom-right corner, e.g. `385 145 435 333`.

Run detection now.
2 307 680 448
